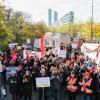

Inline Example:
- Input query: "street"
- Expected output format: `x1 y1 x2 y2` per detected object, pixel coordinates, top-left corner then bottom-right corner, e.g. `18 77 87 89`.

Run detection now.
2 86 82 100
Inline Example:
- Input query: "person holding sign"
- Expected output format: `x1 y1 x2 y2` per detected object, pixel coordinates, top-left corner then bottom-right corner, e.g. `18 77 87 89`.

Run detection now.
38 67 48 100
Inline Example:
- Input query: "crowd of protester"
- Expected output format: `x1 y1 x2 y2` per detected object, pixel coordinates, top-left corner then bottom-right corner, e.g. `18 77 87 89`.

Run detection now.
0 46 100 100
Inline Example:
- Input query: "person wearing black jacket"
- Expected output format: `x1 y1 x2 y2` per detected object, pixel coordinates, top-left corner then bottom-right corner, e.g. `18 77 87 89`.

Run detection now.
8 70 20 100
93 68 100 100
51 67 63 100
22 70 32 100
17 65 24 99
38 67 48 100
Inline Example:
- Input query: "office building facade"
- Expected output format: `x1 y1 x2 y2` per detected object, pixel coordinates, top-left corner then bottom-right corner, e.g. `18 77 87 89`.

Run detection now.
48 9 58 27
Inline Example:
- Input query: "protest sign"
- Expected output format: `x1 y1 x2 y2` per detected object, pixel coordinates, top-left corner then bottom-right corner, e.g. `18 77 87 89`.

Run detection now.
81 43 100 64
27 39 31 44
34 38 41 48
6 67 18 79
23 50 41 59
36 77 50 88
0 61 2 72
58 50 66 58
59 33 71 45
9 43 18 49
72 43 78 49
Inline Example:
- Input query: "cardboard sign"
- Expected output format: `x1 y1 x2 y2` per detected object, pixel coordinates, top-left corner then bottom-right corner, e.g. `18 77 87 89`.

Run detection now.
36 77 50 88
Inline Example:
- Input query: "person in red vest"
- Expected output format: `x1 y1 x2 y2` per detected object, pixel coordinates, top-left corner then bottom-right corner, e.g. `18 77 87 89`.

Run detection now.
66 71 78 100
80 71 93 100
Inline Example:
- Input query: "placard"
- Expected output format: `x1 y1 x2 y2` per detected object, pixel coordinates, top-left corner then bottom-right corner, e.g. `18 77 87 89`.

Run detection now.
27 39 31 44
34 38 41 48
36 77 50 88
0 61 2 72
72 43 78 49
58 50 66 58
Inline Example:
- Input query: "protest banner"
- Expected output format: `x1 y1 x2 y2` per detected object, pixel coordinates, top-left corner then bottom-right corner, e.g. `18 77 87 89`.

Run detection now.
81 43 100 64
23 50 41 59
6 67 18 79
36 77 50 88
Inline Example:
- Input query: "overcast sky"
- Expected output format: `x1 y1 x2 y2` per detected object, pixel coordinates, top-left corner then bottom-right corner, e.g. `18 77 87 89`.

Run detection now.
3 0 100 23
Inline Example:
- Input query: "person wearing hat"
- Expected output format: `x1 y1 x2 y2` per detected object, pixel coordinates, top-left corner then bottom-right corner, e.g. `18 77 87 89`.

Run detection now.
66 71 78 100
8 70 20 100
50 67 63 100
80 71 93 100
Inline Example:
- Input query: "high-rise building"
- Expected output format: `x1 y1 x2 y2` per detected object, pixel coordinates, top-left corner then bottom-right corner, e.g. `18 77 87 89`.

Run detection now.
48 9 58 27
54 11 58 27
48 9 52 26
54 11 58 22
57 11 74 27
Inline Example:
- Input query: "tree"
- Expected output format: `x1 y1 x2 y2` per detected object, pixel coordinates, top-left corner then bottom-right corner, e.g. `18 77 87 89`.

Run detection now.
0 4 15 51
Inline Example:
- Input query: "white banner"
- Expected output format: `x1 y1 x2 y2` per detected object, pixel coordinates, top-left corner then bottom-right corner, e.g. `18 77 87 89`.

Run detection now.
23 50 41 59
81 43 100 64
36 77 50 88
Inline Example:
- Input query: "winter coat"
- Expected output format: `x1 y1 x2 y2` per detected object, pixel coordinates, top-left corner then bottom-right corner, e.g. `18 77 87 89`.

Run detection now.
51 73 63 90
94 73 100 93
22 75 32 96
8 76 19 94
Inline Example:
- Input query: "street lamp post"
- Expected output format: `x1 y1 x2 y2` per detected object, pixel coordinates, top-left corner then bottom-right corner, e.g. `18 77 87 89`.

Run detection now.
90 0 94 42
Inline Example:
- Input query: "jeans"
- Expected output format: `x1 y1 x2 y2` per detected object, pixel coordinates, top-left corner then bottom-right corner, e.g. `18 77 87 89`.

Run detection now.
82 94 92 100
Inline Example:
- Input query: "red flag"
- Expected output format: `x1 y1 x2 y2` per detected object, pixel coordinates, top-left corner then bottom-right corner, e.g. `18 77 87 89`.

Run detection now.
41 33 46 57
10 50 17 62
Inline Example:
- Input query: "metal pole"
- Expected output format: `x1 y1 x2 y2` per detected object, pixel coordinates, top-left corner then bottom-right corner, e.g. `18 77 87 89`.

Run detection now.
90 0 94 42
